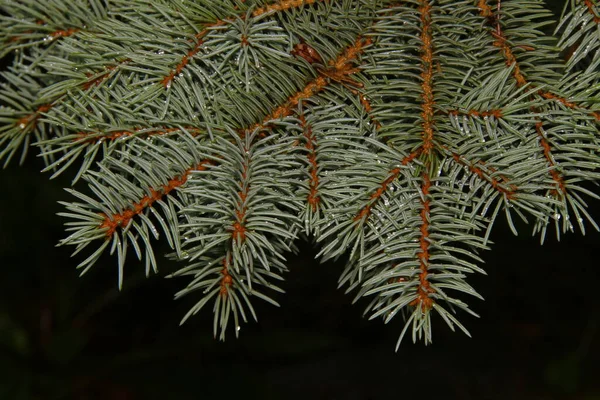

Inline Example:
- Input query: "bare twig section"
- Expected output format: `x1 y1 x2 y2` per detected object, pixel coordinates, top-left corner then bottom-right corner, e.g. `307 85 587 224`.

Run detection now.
100 160 214 237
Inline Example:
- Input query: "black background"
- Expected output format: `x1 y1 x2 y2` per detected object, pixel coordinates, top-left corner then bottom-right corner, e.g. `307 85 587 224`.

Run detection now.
1 1 599 399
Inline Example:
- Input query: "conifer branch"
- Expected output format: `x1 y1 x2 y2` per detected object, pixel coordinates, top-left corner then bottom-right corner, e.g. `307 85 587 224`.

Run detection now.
174 131 301 339
0 0 107 57
162 0 327 88
246 35 373 134
2 0 600 349
477 0 600 240
447 151 517 199
0 58 130 166
58 133 208 287
479 0 599 119
161 20 228 89
99 160 214 238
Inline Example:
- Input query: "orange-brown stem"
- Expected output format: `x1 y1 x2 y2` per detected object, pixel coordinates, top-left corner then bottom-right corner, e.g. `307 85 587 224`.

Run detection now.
450 152 517 199
161 20 228 88
478 0 494 19
220 255 233 296
291 42 322 64
232 155 249 244
354 147 423 221
476 0 583 202
82 59 130 90
535 121 566 197
478 0 600 120
163 0 327 88
244 36 372 135
419 0 436 155
410 0 437 310
252 0 322 17
300 115 321 211
16 60 128 133
537 91 600 121
15 103 54 131
245 76 329 135
6 23 78 44
74 126 203 143
100 160 214 237
584 0 600 23
409 172 435 312
50 27 79 39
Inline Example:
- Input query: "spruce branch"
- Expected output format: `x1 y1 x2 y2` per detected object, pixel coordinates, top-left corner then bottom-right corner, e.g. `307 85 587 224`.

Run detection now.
58 132 211 288
1 0 600 349
173 129 302 338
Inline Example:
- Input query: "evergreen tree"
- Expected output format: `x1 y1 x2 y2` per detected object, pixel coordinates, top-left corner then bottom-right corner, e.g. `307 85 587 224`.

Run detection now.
0 0 598 350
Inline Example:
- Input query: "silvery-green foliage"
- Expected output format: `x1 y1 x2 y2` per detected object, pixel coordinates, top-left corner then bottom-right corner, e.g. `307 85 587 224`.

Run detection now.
1 0 599 349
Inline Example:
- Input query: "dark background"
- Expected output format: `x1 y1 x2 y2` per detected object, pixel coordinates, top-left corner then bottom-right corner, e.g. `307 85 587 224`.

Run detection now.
1 1 599 399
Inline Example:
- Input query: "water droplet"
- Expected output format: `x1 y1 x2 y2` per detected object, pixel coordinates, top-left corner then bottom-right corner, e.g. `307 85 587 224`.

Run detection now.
554 213 561 221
